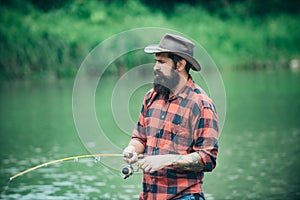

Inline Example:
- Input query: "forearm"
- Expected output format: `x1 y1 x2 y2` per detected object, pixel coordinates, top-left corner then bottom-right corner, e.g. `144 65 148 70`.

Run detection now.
170 152 204 172
137 153 204 173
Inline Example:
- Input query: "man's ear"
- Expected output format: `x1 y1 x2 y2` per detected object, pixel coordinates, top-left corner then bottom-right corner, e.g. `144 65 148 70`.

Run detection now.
176 59 186 72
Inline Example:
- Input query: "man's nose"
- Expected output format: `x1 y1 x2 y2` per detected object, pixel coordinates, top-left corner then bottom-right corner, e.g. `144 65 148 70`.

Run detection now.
153 62 160 71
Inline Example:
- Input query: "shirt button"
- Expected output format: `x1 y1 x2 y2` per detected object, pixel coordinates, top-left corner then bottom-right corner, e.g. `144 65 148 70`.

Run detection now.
161 115 165 119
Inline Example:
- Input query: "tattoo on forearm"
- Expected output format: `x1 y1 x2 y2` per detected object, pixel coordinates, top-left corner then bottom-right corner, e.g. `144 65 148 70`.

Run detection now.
171 153 204 171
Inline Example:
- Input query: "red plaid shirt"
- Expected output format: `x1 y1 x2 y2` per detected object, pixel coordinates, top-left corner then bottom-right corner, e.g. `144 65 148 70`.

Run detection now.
132 76 219 200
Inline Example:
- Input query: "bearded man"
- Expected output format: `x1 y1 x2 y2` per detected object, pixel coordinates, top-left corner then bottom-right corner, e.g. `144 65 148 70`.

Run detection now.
123 33 219 200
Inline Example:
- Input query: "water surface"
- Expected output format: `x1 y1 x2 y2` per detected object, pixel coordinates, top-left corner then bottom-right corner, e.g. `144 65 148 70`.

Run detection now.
0 70 299 199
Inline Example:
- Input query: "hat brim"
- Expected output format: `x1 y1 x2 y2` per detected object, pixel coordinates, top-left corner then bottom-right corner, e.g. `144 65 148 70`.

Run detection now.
144 44 201 71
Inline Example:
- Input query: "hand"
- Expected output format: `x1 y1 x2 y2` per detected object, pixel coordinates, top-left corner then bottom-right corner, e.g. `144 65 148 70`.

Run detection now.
123 145 138 164
138 154 178 173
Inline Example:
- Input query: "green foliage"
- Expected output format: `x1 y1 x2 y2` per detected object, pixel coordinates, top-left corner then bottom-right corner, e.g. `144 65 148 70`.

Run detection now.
0 0 299 79
140 0 300 17
169 3 300 69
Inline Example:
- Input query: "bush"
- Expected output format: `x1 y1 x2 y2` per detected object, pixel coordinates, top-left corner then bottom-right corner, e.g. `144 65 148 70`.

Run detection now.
0 0 299 79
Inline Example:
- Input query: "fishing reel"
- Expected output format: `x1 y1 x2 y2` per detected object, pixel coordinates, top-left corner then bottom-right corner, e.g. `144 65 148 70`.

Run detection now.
122 153 143 179
121 165 134 179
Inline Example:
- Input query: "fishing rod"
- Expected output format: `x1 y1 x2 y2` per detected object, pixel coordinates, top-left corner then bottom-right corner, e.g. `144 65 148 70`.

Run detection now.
1 153 132 196
9 153 124 181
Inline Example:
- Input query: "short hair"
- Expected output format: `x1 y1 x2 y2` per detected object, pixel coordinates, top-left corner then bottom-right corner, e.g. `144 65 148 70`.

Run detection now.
168 53 192 73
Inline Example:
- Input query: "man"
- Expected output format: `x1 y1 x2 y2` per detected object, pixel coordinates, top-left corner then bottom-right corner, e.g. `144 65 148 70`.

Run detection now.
123 33 219 200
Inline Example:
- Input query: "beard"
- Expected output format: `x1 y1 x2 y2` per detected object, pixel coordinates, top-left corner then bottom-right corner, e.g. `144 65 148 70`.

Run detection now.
153 68 180 98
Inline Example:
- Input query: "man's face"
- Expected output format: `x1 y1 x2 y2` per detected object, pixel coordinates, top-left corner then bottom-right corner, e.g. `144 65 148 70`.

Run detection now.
153 53 180 96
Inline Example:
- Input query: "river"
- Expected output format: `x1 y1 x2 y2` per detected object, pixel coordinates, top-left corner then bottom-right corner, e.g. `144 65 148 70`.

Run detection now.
0 70 299 199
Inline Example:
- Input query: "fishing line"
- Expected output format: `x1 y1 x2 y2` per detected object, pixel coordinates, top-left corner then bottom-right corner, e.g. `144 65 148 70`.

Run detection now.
0 153 123 196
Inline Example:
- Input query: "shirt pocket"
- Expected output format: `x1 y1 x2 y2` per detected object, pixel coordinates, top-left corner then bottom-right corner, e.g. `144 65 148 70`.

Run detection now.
169 123 193 154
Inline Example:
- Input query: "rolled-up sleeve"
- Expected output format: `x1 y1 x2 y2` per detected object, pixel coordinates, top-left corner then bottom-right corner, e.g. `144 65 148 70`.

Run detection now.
192 101 219 172
132 117 147 147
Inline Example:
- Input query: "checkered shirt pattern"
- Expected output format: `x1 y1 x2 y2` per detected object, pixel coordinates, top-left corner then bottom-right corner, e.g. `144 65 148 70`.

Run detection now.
132 76 219 200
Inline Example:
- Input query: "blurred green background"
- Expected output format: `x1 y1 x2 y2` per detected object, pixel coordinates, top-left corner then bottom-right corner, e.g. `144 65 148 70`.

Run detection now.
1 0 300 199
1 0 300 79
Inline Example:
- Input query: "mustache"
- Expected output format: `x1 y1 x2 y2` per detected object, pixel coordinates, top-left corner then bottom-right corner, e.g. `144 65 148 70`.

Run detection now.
154 70 164 77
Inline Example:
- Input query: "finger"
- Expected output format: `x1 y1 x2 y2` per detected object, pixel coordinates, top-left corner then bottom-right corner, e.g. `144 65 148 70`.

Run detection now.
138 157 146 166
144 165 152 173
123 145 135 158
138 160 148 170
123 157 131 164
137 154 144 159
123 152 133 158
128 158 137 164
128 152 137 164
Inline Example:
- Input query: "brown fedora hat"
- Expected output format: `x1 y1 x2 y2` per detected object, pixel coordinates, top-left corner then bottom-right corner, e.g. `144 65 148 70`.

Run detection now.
144 33 201 71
